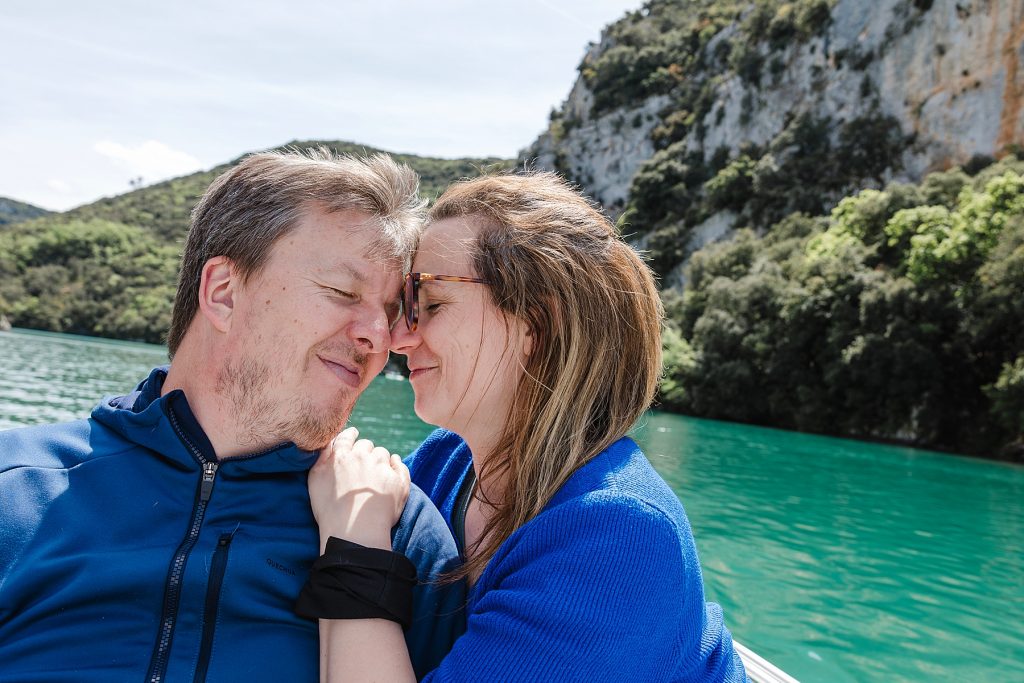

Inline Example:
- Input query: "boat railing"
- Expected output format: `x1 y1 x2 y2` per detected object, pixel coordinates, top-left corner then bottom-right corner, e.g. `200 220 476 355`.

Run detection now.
734 641 800 683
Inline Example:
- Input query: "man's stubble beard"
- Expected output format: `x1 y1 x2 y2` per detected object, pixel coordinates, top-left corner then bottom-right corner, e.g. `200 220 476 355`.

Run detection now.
218 344 364 451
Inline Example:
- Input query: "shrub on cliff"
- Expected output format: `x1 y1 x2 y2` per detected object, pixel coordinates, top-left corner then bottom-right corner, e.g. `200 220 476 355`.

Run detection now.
660 158 1024 458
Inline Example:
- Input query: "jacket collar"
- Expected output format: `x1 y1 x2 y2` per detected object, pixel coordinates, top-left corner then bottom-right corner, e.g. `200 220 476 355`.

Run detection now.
91 366 319 473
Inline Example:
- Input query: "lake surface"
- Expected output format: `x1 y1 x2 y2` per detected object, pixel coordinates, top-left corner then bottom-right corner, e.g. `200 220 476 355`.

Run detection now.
2 328 1022 682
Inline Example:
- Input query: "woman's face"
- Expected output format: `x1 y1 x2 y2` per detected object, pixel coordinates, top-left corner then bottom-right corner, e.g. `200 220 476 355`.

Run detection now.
391 216 531 444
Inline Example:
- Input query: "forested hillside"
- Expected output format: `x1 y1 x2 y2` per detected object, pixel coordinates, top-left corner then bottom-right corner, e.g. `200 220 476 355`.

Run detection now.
0 141 507 344
661 156 1024 458
41 140 507 244
0 197 50 226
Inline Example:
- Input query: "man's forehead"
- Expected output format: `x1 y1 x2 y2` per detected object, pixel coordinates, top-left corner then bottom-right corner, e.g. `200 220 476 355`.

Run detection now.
322 255 404 284
299 204 381 243
295 205 404 279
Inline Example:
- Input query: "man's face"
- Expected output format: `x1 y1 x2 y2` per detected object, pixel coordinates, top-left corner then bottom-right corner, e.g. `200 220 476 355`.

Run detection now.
219 204 402 451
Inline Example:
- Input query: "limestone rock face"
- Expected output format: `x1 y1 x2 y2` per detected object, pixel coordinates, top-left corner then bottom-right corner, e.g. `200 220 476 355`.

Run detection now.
524 38 668 212
522 0 1024 225
838 0 1024 177
527 92 669 213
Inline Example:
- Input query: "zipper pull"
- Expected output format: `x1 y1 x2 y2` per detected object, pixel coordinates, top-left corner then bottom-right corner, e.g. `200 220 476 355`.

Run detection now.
200 462 218 502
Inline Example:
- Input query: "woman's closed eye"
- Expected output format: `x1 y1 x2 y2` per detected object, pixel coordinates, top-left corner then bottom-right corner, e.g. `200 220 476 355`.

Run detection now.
420 293 451 316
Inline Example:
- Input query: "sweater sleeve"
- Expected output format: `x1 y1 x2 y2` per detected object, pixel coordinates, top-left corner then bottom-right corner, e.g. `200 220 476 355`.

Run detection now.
391 484 466 680
421 493 742 683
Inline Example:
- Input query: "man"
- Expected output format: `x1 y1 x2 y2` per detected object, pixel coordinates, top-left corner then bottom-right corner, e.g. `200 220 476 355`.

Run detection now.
0 150 462 681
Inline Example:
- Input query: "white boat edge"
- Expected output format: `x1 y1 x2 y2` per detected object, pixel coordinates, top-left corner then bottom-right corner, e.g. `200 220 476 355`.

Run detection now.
734 640 800 683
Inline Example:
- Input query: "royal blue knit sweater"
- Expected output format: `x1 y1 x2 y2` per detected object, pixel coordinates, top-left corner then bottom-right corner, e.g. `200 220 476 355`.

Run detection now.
407 429 749 682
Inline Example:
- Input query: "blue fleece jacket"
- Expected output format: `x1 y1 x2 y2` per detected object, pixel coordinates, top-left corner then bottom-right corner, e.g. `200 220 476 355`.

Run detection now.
0 368 463 682
407 429 749 683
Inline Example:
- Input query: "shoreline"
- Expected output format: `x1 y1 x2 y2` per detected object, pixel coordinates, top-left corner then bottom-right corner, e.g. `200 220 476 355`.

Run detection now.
5 325 1019 465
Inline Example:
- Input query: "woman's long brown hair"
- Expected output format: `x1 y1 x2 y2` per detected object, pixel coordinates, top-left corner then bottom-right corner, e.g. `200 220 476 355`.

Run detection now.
429 172 664 581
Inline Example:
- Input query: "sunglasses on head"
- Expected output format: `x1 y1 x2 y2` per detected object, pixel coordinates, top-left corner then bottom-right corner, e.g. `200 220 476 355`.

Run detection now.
401 272 488 332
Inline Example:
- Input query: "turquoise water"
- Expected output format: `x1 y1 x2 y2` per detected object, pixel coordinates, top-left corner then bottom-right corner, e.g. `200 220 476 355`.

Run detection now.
633 416 1024 682
2 328 1022 682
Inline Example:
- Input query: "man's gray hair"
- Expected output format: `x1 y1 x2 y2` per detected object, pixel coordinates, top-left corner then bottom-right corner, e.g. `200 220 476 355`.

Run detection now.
167 148 426 357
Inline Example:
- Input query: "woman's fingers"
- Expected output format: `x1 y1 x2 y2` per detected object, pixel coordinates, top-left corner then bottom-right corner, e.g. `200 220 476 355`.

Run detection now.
334 427 359 452
392 455 411 490
308 426 409 551
316 427 359 468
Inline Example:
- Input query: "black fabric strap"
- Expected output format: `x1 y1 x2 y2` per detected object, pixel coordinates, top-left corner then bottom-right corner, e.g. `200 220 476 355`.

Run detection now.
294 537 417 629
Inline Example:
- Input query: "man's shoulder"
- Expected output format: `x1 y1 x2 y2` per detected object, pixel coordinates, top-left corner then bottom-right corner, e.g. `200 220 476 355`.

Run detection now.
0 418 123 474
392 483 459 573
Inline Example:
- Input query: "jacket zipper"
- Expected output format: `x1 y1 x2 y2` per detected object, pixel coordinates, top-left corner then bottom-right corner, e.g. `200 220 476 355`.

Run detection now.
193 532 234 683
145 411 219 683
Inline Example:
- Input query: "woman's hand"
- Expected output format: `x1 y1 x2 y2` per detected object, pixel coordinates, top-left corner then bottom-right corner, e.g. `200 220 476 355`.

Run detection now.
308 427 410 552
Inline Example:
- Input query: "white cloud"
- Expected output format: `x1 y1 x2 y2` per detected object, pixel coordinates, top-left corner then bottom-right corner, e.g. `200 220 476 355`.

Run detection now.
93 140 203 185
46 178 72 193
4 1 641 208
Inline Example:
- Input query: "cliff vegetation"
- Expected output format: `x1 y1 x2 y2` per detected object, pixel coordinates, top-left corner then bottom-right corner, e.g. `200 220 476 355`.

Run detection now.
525 0 1024 457
660 155 1024 458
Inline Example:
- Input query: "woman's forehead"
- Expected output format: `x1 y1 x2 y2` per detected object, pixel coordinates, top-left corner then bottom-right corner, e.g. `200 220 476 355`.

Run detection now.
415 217 480 271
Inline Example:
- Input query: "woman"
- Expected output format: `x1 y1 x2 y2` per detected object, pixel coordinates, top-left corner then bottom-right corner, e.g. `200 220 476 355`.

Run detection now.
306 172 748 682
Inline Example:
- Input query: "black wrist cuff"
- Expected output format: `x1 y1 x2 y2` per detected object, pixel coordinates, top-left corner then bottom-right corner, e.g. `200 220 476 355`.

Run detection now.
294 537 417 629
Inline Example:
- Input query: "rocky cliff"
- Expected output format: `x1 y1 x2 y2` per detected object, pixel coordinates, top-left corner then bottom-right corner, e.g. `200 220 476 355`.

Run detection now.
522 0 1024 281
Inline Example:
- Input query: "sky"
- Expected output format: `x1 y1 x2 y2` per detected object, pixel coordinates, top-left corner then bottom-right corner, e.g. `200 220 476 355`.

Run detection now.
1 0 642 211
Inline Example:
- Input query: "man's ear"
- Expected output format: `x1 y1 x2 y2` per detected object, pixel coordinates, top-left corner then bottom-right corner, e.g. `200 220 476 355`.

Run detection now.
197 256 238 333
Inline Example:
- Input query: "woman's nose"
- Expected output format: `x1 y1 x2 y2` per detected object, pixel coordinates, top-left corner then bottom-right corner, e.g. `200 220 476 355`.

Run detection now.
389 318 420 354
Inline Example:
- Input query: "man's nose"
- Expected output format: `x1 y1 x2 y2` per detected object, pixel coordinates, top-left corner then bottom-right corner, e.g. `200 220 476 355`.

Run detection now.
350 307 391 353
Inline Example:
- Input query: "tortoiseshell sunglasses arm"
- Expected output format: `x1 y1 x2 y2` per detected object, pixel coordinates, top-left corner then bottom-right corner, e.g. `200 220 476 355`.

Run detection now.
402 272 489 331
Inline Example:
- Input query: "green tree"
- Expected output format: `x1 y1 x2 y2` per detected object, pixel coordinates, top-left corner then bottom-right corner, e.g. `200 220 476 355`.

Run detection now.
661 158 1024 458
